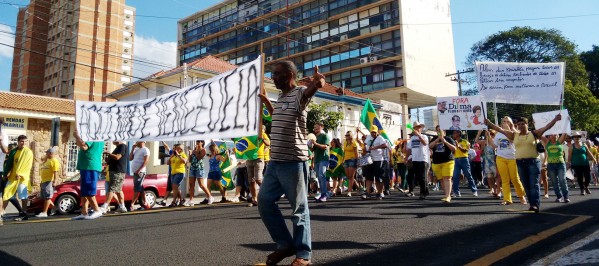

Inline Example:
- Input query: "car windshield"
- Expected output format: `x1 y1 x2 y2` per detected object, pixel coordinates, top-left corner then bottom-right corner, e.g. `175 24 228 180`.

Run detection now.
64 174 80 182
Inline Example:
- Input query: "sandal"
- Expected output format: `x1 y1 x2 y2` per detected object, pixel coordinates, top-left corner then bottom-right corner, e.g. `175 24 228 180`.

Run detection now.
500 201 512 205
266 249 295 266
290 257 312 266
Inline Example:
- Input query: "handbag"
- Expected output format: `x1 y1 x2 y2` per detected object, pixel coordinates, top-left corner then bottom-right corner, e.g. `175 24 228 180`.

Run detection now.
358 154 373 167
532 132 545 154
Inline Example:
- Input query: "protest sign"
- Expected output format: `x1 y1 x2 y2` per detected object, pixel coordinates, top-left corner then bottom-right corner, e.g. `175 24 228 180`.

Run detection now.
437 96 487 131
476 61 565 105
532 109 571 136
76 56 262 141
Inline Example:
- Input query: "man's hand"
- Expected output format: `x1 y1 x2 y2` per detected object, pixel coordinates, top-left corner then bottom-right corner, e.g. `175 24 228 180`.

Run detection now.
484 119 492 126
259 93 269 103
555 113 562 121
308 65 325 90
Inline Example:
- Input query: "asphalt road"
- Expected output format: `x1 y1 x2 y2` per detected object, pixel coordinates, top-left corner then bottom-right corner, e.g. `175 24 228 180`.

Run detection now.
2 187 599 266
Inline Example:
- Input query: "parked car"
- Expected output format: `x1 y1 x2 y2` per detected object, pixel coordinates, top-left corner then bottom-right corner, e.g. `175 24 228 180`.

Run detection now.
28 172 168 215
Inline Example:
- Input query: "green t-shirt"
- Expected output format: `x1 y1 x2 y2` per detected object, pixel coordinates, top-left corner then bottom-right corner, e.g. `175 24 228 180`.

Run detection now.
546 142 564 164
76 142 105 171
314 133 330 163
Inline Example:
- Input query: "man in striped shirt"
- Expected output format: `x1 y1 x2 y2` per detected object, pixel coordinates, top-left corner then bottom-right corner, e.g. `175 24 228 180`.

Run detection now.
258 61 324 266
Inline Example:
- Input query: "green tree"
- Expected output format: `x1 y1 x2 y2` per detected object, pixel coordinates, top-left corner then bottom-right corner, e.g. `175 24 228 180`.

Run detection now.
563 80 599 132
307 102 344 133
464 26 596 131
580 45 599 98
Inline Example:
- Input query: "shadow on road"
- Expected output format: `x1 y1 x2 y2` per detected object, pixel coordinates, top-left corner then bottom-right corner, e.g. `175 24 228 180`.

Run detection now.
322 199 599 265
0 250 31 266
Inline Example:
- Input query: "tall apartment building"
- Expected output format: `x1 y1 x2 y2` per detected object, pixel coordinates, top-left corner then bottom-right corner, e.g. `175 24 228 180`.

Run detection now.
10 0 135 101
177 0 457 108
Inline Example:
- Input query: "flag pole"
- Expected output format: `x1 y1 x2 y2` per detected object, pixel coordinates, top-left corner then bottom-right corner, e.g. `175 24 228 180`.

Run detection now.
258 42 266 138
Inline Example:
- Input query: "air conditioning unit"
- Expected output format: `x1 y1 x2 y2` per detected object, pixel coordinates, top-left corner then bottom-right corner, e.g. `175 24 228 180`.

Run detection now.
125 14 131 19
124 49 129 53
125 26 130 30
266 56 273 62
359 57 368 64
340 35 348 41
123 60 128 64
123 71 128 75
369 56 378 62
124 37 130 41
202 34 207 37
244 27 250 31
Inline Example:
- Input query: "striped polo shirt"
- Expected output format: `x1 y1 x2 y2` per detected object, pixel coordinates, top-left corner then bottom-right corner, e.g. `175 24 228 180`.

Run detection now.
270 86 311 162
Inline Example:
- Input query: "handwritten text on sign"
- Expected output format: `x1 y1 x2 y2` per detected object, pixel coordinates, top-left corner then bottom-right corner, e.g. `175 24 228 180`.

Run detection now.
76 56 262 142
532 109 570 136
476 61 564 105
437 95 487 131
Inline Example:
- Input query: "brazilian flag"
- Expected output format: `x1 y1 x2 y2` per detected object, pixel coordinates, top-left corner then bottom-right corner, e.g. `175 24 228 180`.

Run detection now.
327 147 345 177
360 98 391 143
262 103 272 122
234 136 259 160
210 141 235 190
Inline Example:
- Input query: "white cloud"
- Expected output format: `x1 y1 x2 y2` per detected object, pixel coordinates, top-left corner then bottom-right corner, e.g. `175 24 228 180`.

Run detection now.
133 34 177 79
0 24 15 58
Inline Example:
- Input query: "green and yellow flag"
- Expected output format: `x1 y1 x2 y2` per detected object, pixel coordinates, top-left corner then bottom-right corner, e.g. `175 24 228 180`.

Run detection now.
234 136 259 160
326 147 345 177
262 103 272 122
360 98 391 143
210 141 235 190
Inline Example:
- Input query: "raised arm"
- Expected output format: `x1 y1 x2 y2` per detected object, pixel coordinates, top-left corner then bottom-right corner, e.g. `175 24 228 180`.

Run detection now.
302 65 325 103
558 133 567 144
475 130 483 143
485 119 515 140
73 129 89 151
533 114 562 137
259 93 273 115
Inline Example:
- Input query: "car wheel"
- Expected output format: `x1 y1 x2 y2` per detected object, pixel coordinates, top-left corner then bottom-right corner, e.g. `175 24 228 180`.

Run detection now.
56 194 78 215
144 190 157 207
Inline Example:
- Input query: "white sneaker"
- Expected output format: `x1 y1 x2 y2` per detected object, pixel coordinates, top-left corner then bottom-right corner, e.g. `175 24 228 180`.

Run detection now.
117 207 128 213
35 213 48 218
207 197 214 205
100 207 109 214
230 197 240 203
314 193 321 200
72 214 87 220
85 211 102 220
183 201 195 207
473 192 478 197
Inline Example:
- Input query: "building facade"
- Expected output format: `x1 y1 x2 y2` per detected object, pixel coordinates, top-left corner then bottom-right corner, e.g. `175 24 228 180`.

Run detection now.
10 0 136 101
177 0 457 108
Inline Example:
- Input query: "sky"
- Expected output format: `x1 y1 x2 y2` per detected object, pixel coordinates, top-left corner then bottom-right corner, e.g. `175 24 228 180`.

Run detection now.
0 0 598 91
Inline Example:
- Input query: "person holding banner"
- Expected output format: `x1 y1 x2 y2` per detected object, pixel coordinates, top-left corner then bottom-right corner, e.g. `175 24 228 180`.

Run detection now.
568 132 597 196
451 130 478 197
257 62 323 266
541 134 569 202
485 114 561 213
486 117 526 205
72 131 104 220
430 126 456 202
206 143 231 204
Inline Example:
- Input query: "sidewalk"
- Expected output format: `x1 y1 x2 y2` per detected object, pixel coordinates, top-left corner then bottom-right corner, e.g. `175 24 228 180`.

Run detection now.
532 228 599 265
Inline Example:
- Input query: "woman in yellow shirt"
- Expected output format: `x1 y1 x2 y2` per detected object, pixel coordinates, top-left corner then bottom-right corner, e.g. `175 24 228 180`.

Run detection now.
343 131 359 197
168 144 188 207
393 139 407 192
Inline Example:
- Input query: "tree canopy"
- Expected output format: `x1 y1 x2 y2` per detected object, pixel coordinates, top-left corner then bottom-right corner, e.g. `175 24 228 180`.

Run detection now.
307 102 344 134
581 45 599 98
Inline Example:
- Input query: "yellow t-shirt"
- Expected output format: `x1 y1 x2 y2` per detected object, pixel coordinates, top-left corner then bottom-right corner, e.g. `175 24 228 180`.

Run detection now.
343 141 358 161
393 149 405 163
514 132 539 159
591 147 598 162
170 152 188 174
454 139 470 158
257 133 270 160
41 158 61 183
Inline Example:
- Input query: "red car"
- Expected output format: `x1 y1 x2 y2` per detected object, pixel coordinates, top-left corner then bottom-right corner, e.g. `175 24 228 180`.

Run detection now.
28 173 168 215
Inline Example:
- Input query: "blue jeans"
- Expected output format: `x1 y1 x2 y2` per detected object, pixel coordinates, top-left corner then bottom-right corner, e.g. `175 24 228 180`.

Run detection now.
258 161 311 260
452 158 477 194
315 160 330 197
547 163 568 199
517 158 541 208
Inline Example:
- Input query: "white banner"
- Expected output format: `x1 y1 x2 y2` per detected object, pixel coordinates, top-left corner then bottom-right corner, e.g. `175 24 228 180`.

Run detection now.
532 109 570 136
476 61 565 105
437 96 487 131
76 56 262 141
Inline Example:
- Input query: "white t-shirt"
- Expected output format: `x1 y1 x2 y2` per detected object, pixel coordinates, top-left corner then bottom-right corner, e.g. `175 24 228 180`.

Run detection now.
494 133 515 159
407 135 429 162
0 132 8 172
131 147 150 173
364 135 387 161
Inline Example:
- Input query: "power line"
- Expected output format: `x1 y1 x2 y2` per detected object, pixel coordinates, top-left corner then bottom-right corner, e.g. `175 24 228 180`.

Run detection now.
0 41 180 89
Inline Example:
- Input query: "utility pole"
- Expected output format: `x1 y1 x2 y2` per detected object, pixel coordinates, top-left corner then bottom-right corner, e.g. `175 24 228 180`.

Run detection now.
445 68 474 96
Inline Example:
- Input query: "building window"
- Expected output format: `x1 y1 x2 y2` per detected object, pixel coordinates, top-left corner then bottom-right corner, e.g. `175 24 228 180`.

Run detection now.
66 141 79 174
